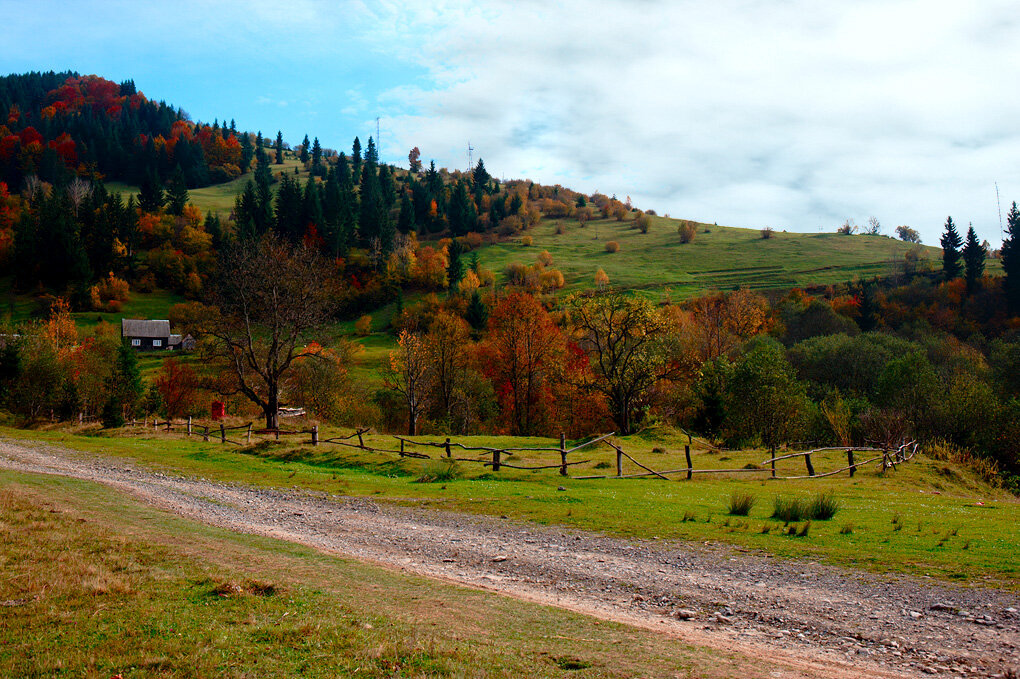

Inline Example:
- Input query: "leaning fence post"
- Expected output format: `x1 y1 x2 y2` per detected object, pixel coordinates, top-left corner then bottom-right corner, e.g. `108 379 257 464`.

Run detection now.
187 416 192 436
616 446 623 477
358 429 365 448
847 449 856 477
220 423 226 444
685 445 693 480
311 425 318 446
558 433 567 477
492 448 501 471
445 438 451 458
804 452 815 476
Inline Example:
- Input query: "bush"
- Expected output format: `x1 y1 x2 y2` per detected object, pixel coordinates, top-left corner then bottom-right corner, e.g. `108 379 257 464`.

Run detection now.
521 235 533 246
677 220 697 243
634 212 651 234
761 227 774 240
354 315 372 336
604 241 620 253
727 491 757 516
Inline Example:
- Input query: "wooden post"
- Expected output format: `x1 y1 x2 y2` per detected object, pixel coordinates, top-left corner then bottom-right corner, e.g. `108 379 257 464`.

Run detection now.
559 433 567 477
616 447 623 477
202 426 209 442
399 439 405 457
847 449 856 477
445 438 451 458
492 448 501 471
274 427 279 441
688 432 692 445
220 423 226 444
358 430 365 448
804 452 815 476
247 423 252 444
187 416 192 436
770 448 776 478
166 419 172 432
685 445 693 480
311 425 318 446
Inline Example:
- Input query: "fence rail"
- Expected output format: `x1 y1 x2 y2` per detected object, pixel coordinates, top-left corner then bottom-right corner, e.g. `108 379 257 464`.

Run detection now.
127 417 919 481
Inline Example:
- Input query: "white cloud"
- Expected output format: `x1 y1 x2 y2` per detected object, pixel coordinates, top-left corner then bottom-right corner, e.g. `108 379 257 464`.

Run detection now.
369 0 1020 244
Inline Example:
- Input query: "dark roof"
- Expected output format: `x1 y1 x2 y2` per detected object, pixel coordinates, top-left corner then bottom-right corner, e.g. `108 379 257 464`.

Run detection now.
121 319 171 338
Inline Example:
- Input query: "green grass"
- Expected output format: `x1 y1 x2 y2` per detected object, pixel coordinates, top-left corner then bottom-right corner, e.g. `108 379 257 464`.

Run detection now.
2 470 774 679
475 215 955 298
6 425 1017 589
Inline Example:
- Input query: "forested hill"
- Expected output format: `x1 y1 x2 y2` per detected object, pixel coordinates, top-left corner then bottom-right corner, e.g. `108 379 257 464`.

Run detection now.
0 71 249 190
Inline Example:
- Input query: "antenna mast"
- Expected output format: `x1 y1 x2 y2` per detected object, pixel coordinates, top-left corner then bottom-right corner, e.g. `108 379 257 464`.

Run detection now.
375 117 381 161
467 142 474 171
996 181 1004 242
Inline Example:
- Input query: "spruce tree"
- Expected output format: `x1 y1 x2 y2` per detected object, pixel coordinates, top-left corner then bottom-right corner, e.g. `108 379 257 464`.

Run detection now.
112 340 143 418
137 170 164 213
311 137 323 175
940 216 964 280
1003 202 1020 312
275 131 284 164
447 237 464 286
300 134 310 164
466 290 488 332
472 158 490 196
351 137 362 177
397 192 415 234
166 166 189 216
962 224 985 293
240 132 254 172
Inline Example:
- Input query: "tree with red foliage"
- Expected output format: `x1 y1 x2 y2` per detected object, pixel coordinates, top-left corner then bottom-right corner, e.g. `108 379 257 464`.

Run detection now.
155 358 199 419
481 293 566 435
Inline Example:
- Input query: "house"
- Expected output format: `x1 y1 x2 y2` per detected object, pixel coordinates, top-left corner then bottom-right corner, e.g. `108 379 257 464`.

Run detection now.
121 319 193 351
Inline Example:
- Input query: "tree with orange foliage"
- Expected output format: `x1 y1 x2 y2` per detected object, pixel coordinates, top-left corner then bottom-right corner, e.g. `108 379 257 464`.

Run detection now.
385 329 433 435
155 358 199 419
481 293 566 435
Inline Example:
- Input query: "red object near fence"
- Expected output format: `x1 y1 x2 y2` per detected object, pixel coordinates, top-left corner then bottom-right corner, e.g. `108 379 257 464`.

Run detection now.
211 401 225 420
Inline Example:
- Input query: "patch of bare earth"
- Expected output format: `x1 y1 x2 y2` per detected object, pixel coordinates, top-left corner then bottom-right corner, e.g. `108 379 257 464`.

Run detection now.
1 439 1017 678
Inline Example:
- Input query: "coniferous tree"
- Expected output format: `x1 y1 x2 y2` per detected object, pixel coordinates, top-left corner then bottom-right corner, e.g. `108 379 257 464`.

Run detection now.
962 224 985 293
336 153 358 253
311 137 323 176
274 172 304 241
302 176 323 239
204 211 223 248
397 191 415 234
472 158 490 197
1003 202 1020 312
351 137 362 177
365 137 378 165
240 132 254 172
359 158 381 243
138 170 164 213
448 181 476 236
447 237 464 287
234 180 260 240
465 289 488 332
111 339 143 418
377 164 396 207
300 134 310 165
166 166 189 216
275 131 284 164
940 216 964 280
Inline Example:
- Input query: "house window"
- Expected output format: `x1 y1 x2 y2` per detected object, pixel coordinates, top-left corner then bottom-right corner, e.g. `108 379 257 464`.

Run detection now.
153 339 162 347
131 339 141 347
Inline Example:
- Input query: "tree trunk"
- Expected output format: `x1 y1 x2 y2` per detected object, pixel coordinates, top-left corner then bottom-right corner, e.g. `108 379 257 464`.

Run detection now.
265 392 279 430
408 408 417 436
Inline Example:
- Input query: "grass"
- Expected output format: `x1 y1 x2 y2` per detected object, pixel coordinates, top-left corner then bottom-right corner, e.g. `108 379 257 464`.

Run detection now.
1 469 781 679
4 425 1017 589
771 492 840 522
726 490 756 516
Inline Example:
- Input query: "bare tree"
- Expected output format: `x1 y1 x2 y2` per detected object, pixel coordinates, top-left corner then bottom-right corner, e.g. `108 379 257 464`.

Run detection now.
198 234 338 429
385 329 433 435
66 177 93 217
865 216 882 235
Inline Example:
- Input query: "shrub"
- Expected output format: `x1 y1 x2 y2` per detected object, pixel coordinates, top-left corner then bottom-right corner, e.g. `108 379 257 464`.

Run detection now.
807 492 840 520
677 220 697 243
521 235 533 246
537 250 553 266
605 241 620 253
634 212 651 234
727 491 757 516
771 496 807 522
761 226 774 240
354 315 372 336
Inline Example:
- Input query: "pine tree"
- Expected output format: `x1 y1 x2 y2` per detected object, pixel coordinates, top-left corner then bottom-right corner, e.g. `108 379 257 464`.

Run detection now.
465 290 488 332
275 131 284 164
240 132 254 172
962 224 985 293
397 192 415 234
274 173 304 241
311 137 323 175
351 137 362 177
448 181 476 236
447 237 464 287
472 158 490 196
300 134 310 165
302 176 323 238
1002 202 1020 312
112 340 143 418
166 166 189 216
940 216 963 280
138 170 164 213
365 136 378 164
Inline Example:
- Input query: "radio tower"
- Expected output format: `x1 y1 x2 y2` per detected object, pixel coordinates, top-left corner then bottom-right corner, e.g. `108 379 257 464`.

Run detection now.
375 117 381 161
996 182 1004 242
467 142 474 171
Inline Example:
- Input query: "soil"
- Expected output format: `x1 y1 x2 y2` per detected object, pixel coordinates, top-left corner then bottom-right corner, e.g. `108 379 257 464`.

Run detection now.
2 439 1017 678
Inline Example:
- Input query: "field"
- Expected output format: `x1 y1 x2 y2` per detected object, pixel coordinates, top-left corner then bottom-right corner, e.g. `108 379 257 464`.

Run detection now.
5 425 1016 590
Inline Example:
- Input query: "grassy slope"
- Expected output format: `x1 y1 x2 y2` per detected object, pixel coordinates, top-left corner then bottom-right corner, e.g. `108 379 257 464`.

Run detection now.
5 426 1016 589
2 470 768 679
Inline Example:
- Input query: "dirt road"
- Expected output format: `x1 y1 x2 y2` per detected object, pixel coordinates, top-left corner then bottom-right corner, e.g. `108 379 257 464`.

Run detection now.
1 439 1017 678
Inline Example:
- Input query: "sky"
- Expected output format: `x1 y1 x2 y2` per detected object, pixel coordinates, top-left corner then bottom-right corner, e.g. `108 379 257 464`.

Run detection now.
2 0 1019 245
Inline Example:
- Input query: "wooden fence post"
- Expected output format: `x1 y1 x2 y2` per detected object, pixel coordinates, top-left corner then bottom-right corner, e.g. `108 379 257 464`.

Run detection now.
847 449 856 477
220 423 226 444
804 452 815 476
445 438 451 458
247 423 252 444
274 427 279 441
399 439 405 457
358 430 365 448
166 419 172 432
492 449 501 471
311 425 318 446
685 445 693 480
770 448 776 478
558 433 567 477
187 416 192 436
616 447 623 477
202 426 209 442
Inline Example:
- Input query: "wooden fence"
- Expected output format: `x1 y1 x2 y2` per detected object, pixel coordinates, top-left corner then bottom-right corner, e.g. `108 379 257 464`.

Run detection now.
128 417 919 482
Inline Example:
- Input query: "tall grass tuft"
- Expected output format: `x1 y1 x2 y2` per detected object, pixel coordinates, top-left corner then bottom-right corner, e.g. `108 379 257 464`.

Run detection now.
727 491 757 516
415 459 461 484
807 492 840 520
771 496 806 522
